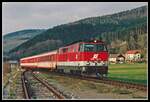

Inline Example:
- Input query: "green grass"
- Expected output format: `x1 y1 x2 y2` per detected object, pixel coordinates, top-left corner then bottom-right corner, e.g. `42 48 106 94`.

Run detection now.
108 63 147 85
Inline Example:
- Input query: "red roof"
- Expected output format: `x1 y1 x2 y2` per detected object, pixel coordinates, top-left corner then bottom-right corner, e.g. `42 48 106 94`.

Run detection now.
126 50 141 54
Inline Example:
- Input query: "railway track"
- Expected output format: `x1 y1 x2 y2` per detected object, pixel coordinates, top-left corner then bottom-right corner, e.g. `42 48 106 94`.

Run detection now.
21 71 66 99
40 71 147 92
32 73 66 99
21 71 31 99
79 76 147 91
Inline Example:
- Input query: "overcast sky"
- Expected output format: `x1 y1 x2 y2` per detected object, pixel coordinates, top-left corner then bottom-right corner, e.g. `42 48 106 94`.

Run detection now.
2 2 148 35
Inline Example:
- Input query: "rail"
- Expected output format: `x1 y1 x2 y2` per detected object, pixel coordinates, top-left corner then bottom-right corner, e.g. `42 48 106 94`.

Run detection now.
32 73 66 99
21 71 31 99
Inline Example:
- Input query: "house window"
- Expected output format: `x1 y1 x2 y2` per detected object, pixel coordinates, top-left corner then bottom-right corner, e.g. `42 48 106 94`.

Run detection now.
138 54 140 58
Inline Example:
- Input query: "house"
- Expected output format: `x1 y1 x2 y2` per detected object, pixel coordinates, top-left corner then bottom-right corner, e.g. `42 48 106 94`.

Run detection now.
117 54 125 64
8 60 19 70
125 50 141 62
109 54 118 64
109 54 125 64
3 61 11 76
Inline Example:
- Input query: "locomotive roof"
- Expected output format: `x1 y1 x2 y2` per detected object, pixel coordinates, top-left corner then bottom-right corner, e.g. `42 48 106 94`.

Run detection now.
64 39 104 47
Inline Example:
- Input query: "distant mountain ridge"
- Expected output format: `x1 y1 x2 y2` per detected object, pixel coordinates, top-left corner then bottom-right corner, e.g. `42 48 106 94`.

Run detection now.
3 29 45 38
7 6 147 60
3 29 46 53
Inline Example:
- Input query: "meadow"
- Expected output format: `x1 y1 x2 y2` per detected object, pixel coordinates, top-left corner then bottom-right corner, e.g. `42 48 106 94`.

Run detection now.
108 63 147 85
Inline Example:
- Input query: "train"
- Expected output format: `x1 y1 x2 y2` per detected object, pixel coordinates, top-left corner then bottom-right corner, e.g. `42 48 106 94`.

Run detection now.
20 39 109 78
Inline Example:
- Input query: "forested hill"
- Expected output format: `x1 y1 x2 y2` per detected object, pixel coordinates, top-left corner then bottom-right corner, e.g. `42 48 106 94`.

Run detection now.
9 6 147 60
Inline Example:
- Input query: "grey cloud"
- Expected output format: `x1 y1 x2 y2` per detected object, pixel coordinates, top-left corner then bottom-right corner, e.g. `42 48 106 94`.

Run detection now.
2 2 148 34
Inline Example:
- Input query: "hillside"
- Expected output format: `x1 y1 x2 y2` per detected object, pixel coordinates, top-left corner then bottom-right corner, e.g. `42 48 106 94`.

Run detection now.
9 6 147 60
3 29 46 53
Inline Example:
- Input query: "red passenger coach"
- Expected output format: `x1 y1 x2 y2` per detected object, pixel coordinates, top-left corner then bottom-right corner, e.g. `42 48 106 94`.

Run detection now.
20 40 109 77
20 50 57 70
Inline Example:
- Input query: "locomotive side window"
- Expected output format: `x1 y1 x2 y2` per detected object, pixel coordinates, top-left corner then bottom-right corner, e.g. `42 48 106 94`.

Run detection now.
96 44 107 51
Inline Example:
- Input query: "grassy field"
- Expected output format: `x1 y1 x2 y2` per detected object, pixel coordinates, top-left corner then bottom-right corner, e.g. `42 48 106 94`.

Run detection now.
108 63 147 85
39 72 147 99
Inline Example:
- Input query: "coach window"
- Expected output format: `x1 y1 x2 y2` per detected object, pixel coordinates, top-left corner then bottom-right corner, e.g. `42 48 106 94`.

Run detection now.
68 48 70 52
46 56 48 61
52 55 54 61
63 48 68 53
73 48 76 52
60 49 62 53
50 56 52 61
49 56 51 61
43 57 45 61
42 57 44 61
62 48 65 53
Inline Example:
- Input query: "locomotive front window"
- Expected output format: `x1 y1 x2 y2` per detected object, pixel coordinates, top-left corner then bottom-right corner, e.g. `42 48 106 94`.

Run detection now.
79 43 107 52
96 44 107 52
84 44 95 52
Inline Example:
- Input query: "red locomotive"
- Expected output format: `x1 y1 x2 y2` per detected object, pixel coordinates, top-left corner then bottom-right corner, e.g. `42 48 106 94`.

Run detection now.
20 40 109 77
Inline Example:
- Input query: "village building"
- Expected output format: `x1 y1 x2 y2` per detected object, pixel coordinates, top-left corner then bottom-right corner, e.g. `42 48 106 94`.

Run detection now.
109 54 125 64
3 60 18 76
109 54 118 64
8 60 19 70
125 50 141 62
117 54 125 64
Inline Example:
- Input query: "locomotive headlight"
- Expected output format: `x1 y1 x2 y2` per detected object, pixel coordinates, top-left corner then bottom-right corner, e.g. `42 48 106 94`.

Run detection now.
94 40 97 42
99 61 108 66
86 62 90 65
101 61 104 64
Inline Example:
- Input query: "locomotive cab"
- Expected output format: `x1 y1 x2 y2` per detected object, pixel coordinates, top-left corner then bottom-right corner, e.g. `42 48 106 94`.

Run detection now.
78 40 109 78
